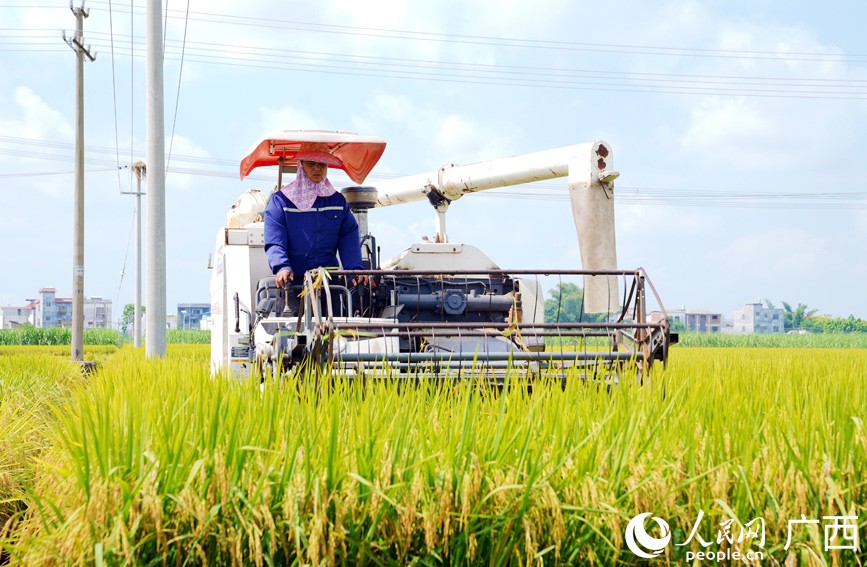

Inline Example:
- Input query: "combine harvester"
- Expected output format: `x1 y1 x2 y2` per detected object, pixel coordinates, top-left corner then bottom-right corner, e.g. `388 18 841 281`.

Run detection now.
210 130 674 383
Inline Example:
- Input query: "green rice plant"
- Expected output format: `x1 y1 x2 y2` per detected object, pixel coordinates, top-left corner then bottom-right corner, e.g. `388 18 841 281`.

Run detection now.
0 327 126 347
675 331 867 348
166 329 211 344
3 347 865 565
83 328 126 347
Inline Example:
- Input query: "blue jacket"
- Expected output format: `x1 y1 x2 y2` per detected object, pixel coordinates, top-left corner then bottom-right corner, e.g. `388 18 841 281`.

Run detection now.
264 191 363 276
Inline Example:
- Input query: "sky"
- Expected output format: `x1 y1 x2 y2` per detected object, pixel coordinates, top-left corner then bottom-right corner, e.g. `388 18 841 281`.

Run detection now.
1 0 866 323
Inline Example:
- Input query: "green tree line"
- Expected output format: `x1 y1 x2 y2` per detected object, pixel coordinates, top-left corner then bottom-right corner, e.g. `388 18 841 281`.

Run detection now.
766 300 866 333
543 283 607 323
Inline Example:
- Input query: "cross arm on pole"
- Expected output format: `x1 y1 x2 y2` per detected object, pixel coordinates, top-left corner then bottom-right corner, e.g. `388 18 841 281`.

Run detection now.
63 3 96 61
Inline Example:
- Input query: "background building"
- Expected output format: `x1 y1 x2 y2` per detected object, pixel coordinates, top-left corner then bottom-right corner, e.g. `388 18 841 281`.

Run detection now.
1 303 35 328
177 303 210 330
199 313 215 331
83 296 112 329
733 303 784 334
685 309 721 333
663 308 687 327
33 288 70 327
27 288 112 329
648 307 721 333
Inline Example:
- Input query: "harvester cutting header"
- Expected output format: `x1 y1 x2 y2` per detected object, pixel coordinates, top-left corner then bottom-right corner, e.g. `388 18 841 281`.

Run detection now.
211 130 673 382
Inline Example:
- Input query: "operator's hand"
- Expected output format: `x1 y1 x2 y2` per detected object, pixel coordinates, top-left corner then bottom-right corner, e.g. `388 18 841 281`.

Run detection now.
351 274 373 287
276 269 293 288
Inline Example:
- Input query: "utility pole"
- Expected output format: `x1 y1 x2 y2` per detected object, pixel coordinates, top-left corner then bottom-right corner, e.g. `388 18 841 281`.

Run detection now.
145 0 167 357
63 3 95 362
132 163 145 347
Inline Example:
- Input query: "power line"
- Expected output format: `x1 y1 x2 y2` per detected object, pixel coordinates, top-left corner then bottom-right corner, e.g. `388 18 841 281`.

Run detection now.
4 144 865 210
68 32 867 90
73 44 867 100
14 25 844 98
107 0 123 192
6 29 867 86
0 167 116 177
82 2 867 64
7 29 867 99
114 203 136 316
4 134 865 201
14 4 864 63
0 134 236 165
165 0 189 175
129 0 134 192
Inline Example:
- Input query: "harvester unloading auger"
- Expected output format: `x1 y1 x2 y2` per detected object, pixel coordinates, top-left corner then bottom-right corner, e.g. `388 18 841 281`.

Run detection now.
210 130 675 384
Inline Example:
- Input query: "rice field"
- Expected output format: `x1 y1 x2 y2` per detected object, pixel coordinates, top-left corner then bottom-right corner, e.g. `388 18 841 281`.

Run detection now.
1 345 865 565
547 332 867 349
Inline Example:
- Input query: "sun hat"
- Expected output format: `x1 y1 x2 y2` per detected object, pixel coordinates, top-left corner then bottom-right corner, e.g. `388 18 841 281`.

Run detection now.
295 141 343 167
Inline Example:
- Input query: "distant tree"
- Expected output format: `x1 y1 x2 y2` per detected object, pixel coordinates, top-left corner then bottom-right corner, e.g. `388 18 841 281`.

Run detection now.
544 283 606 323
121 303 145 334
767 301 818 331
781 301 818 331
803 314 867 334
668 317 687 333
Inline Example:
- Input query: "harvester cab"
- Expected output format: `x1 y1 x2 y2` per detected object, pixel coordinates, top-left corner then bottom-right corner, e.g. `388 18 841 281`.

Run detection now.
209 130 673 383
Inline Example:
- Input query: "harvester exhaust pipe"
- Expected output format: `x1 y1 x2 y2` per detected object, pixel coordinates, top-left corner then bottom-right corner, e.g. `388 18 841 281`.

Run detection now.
369 140 622 314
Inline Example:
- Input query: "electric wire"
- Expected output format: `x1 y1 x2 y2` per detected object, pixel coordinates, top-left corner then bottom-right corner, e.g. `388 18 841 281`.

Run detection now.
5 30 867 87
0 167 116 177
5 2 865 63
4 146 864 210
114 203 136 316
17 25 850 98
165 0 189 176
129 0 134 191
4 134 866 205
73 34 867 92
79 2 867 64
5 30 867 100
107 0 124 192
69 45 867 100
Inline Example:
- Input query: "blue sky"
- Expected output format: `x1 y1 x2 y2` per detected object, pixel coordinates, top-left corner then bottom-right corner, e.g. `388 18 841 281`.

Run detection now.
1 0 866 322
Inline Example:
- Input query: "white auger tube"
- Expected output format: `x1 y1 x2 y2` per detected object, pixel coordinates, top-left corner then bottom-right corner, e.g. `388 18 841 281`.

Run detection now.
371 141 620 313
568 144 619 314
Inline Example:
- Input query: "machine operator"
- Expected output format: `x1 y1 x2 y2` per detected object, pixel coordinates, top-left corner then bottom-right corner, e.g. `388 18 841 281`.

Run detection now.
263 141 368 289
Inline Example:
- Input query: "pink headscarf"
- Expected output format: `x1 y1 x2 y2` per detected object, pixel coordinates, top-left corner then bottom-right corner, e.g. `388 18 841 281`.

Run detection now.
280 164 337 211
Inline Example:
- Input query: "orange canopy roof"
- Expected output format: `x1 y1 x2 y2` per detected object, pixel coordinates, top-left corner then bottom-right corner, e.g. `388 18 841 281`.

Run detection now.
240 130 386 185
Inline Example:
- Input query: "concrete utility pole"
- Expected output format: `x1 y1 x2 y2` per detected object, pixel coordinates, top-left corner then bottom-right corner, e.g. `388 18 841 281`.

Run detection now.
133 162 145 348
64 3 96 362
145 0 167 357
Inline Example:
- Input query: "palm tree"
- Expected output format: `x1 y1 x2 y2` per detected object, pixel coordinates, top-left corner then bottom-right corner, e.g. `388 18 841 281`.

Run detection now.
780 301 818 331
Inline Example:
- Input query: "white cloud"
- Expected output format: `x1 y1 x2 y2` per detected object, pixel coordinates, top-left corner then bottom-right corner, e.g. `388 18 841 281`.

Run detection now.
164 134 211 191
617 3 867 176
0 87 74 142
259 104 321 133
167 134 210 159
353 91 520 165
